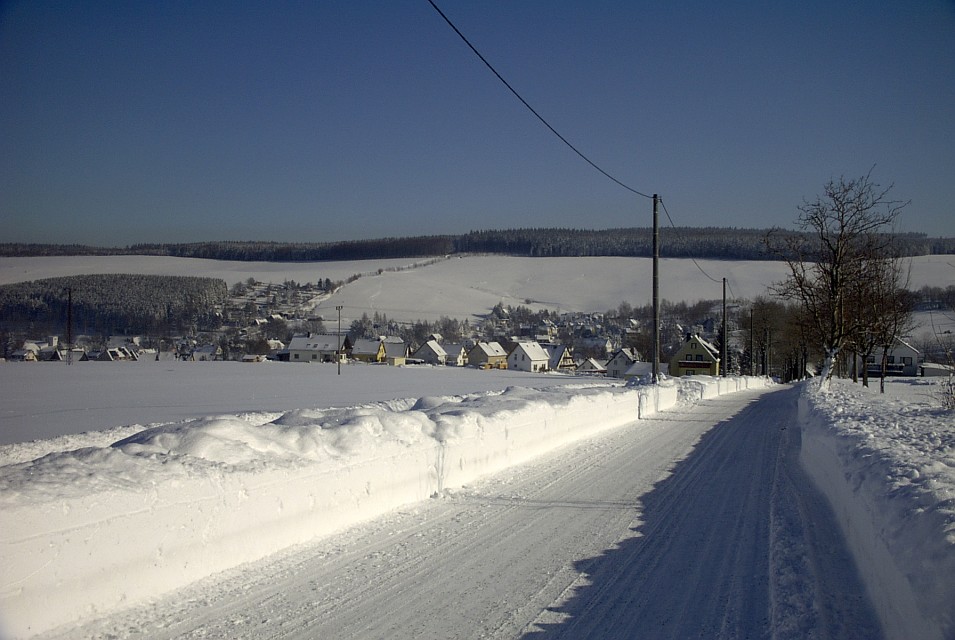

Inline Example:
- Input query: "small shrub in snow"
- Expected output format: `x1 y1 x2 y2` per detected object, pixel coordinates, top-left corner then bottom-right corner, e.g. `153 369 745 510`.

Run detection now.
938 375 955 410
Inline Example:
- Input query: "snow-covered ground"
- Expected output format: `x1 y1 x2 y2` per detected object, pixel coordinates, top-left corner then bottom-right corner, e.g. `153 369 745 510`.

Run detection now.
799 377 955 639
0 361 593 448
0 364 765 637
1 362 953 638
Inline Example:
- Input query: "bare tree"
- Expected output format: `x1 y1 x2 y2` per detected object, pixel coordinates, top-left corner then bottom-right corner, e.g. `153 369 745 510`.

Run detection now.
769 171 908 389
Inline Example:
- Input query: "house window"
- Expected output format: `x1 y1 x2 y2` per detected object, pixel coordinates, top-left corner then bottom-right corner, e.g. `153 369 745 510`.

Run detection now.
887 356 895 364
903 357 912 365
312 354 317 360
294 353 300 360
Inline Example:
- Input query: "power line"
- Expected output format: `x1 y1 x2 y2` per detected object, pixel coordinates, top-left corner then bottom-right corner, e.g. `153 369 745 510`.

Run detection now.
658 198 724 285
426 0 652 199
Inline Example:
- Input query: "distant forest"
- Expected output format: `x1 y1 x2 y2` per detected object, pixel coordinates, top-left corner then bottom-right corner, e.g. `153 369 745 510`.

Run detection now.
3 227 953 262
0 274 228 337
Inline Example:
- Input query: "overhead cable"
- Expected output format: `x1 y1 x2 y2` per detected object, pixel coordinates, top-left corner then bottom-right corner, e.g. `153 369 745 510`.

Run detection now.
659 198 725 285
426 0 652 199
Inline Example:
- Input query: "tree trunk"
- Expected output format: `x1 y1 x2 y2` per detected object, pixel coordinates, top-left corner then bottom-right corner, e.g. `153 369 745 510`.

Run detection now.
818 348 838 391
880 346 888 394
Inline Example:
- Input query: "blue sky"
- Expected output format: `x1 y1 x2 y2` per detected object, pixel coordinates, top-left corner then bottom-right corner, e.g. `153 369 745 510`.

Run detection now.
2 1 954 246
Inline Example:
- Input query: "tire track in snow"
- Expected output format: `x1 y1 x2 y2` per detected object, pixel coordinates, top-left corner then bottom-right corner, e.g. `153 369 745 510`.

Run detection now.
521 386 881 639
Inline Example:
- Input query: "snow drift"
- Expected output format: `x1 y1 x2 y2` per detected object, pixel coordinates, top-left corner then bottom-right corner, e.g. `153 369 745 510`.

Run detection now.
798 379 955 640
0 376 769 637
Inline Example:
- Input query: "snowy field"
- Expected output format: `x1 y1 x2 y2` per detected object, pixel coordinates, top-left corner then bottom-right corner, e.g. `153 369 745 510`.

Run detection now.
2 254 953 326
0 361 590 448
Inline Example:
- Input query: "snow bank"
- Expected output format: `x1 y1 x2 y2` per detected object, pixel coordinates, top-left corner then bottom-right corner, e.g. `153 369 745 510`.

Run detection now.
0 376 770 637
798 378 955 640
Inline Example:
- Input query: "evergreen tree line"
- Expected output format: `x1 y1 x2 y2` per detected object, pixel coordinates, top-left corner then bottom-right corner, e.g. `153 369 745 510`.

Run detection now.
3 228 952 262
0 274 229 337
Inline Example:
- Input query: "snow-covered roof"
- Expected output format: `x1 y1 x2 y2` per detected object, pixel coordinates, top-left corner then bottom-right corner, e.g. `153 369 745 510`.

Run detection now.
415 339 447 358
577 357 607 372
510 341 549 361
287 334 341 351
687 334 720 359
609 347 640 364
443 343 468 356
383 342 408 359
472 342 507 357
351 339 383 356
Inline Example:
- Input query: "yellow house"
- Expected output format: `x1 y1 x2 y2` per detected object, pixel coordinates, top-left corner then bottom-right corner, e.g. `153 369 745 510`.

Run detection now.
670 333 720 376
352 338 386 363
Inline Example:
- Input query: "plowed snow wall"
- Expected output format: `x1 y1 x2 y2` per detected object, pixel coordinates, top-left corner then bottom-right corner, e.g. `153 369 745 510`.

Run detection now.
1 377 769 637
798 394 954 640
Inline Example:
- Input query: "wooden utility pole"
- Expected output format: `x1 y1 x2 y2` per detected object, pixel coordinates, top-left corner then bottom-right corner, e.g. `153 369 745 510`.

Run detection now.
336 305 344 375
750 309 755 376
66 287 73 366
652 195 660 383
721 278 727 376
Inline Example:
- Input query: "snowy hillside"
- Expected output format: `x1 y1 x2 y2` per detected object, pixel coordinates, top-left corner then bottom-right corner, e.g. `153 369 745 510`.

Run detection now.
2 254 953 326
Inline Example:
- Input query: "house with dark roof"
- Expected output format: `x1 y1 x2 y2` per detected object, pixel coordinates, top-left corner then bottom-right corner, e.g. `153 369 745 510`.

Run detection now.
286 333 350 363
351 339 386 363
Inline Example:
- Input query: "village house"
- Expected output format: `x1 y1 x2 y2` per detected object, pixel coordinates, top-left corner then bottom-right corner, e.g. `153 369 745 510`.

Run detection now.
576 357 607 375
9 345 39 361
82 346 139 362
443 343 469 367
351 338 386 363
670 333 720 376
606 348 641 379
543 343 575 372
382 339 408 366
11 337 62 362
286 333 350 363
414 339 448 366
859 338 921 377
507 341 550 373
468 341 508 369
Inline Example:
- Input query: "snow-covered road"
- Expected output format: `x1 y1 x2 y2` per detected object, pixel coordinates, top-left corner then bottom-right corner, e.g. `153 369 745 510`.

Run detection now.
41 386 880 639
